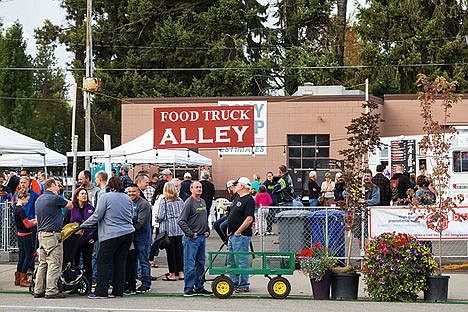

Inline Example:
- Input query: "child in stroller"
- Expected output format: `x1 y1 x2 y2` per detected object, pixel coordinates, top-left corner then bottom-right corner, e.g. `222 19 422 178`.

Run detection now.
29 223 91 296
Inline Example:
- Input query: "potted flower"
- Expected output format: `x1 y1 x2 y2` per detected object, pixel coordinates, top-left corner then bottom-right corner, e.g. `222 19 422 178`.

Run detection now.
298 242 337 300
363 232 438 301
408 75 464 302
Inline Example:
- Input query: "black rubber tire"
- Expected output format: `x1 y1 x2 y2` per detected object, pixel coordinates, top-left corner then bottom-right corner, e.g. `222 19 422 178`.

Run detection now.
76 277 90 296
267 276 291 299
212 275 234 299
29 277 35 295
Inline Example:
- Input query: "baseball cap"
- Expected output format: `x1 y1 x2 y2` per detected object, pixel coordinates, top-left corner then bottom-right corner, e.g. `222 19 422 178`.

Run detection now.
184 172 192 179
160 169 172 175
120 165 129 172
226 179 236 189
235 177 251 189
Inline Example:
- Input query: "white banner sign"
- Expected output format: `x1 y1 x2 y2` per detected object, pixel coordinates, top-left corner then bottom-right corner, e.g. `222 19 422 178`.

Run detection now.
369 206 468 240
218 101 267 155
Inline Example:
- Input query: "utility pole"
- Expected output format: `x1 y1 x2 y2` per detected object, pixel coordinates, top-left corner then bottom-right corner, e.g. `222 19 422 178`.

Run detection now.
84 0 94 170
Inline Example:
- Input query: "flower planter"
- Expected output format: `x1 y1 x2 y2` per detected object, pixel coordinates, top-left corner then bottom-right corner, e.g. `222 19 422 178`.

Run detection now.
331 272 360 300
310 270 332 300
424 275 450 302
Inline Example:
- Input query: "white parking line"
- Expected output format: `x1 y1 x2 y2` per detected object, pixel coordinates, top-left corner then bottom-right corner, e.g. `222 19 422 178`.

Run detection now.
0 306 231 312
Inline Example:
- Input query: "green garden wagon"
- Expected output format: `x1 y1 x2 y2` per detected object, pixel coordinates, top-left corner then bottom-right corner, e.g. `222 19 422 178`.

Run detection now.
208 251 295 299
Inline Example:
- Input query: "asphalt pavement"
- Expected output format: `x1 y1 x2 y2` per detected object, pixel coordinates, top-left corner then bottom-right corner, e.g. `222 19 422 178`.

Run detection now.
1 234 467 303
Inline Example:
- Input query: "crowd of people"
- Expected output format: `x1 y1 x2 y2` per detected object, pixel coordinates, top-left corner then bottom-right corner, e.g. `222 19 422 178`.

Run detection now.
1 162 437 299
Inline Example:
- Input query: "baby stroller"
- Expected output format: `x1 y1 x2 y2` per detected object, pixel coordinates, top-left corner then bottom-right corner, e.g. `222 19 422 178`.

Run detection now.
29 223 91 296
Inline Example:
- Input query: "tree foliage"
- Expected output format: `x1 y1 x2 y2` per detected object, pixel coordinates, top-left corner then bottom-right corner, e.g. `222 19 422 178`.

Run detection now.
355 0 468 95
0 22 70 155
0 23 38 136
338 100 383 267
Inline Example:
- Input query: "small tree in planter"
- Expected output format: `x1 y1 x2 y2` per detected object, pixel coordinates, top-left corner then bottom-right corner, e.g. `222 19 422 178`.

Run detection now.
410 74 464 301
338 100 383 269
332 100 383 300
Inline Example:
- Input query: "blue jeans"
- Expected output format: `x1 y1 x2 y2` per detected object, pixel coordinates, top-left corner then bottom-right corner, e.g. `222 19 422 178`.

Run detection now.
17 234 33 273
92 240 99 282
228 234 250 290
182 235 206 293
134 240 151 287
213 216 228 243
309 198 318 206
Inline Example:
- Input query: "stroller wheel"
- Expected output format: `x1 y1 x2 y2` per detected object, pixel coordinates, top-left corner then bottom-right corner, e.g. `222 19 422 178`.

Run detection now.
76 277 90 296
29 277 35 295
29 269 37 295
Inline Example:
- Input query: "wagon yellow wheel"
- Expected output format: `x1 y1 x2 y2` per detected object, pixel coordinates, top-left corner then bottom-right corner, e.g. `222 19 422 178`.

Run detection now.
267 276 291 299
212 275 234 299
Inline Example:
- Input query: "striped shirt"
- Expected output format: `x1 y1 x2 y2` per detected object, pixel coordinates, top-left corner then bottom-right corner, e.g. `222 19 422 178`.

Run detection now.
157 197 184 237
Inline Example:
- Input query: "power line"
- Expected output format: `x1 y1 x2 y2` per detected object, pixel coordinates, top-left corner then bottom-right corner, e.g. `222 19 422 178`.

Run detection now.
0 96 67 102
0 62 466 72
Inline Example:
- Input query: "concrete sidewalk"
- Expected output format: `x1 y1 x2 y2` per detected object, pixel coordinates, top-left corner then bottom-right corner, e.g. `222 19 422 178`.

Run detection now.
1 261 467 302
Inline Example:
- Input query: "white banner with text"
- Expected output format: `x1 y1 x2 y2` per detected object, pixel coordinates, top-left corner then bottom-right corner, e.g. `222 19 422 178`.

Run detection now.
369 206 468 240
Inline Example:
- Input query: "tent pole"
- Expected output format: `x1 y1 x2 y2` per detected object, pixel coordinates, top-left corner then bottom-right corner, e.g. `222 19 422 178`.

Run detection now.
43 154 48 179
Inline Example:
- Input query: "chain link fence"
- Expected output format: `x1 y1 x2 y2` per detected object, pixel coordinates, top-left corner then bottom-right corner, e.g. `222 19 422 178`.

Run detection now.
0 202 17 251
250 206 363 265
225 205 468 264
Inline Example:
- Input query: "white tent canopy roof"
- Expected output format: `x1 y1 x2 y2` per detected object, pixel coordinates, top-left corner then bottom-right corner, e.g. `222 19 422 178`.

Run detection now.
0 125 46 154
0 147 67 167
0 125 67 167
92 130 212 166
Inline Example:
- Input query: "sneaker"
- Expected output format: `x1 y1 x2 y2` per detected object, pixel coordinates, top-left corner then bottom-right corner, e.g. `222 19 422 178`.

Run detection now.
124 290 137 296
136 285 151 293
88 293 107 299
234 287 250 293
184 290 197 297
196 288 213 296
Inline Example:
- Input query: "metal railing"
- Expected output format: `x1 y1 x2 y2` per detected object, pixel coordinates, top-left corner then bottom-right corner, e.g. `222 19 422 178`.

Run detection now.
0 202 17 251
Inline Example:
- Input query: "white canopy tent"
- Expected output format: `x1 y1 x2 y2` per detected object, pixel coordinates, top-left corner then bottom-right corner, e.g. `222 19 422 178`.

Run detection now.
0 147 67 167
0 125 67 168
92 130 212 166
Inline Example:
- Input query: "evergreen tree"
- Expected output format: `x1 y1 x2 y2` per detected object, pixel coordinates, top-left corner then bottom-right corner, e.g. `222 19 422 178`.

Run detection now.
0 22 38 137
271 0 337 95
33 43 71 154
355 0 468 95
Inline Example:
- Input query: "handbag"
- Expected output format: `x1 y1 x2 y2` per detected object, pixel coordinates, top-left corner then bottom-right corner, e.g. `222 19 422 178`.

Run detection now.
317 196 325 206
155 199 171 250
155 231 171 250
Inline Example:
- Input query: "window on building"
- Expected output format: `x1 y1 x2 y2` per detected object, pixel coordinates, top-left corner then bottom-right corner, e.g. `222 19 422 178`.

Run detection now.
287 134 330 169
453 151 468 173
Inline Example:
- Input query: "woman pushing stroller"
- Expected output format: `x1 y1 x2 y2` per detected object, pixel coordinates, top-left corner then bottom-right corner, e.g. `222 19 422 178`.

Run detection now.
63 187 96 285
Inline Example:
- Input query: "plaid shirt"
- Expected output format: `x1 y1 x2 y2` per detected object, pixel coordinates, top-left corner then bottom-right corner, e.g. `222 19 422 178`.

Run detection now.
372 173 391 206
143 185 155 201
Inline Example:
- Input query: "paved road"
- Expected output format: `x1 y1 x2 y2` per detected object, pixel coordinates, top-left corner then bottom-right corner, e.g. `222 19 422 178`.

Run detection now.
1 293 468 312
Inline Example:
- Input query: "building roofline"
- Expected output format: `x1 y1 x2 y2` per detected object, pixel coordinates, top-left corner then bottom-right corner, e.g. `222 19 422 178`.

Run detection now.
123 94 384 105
384 93 467 100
